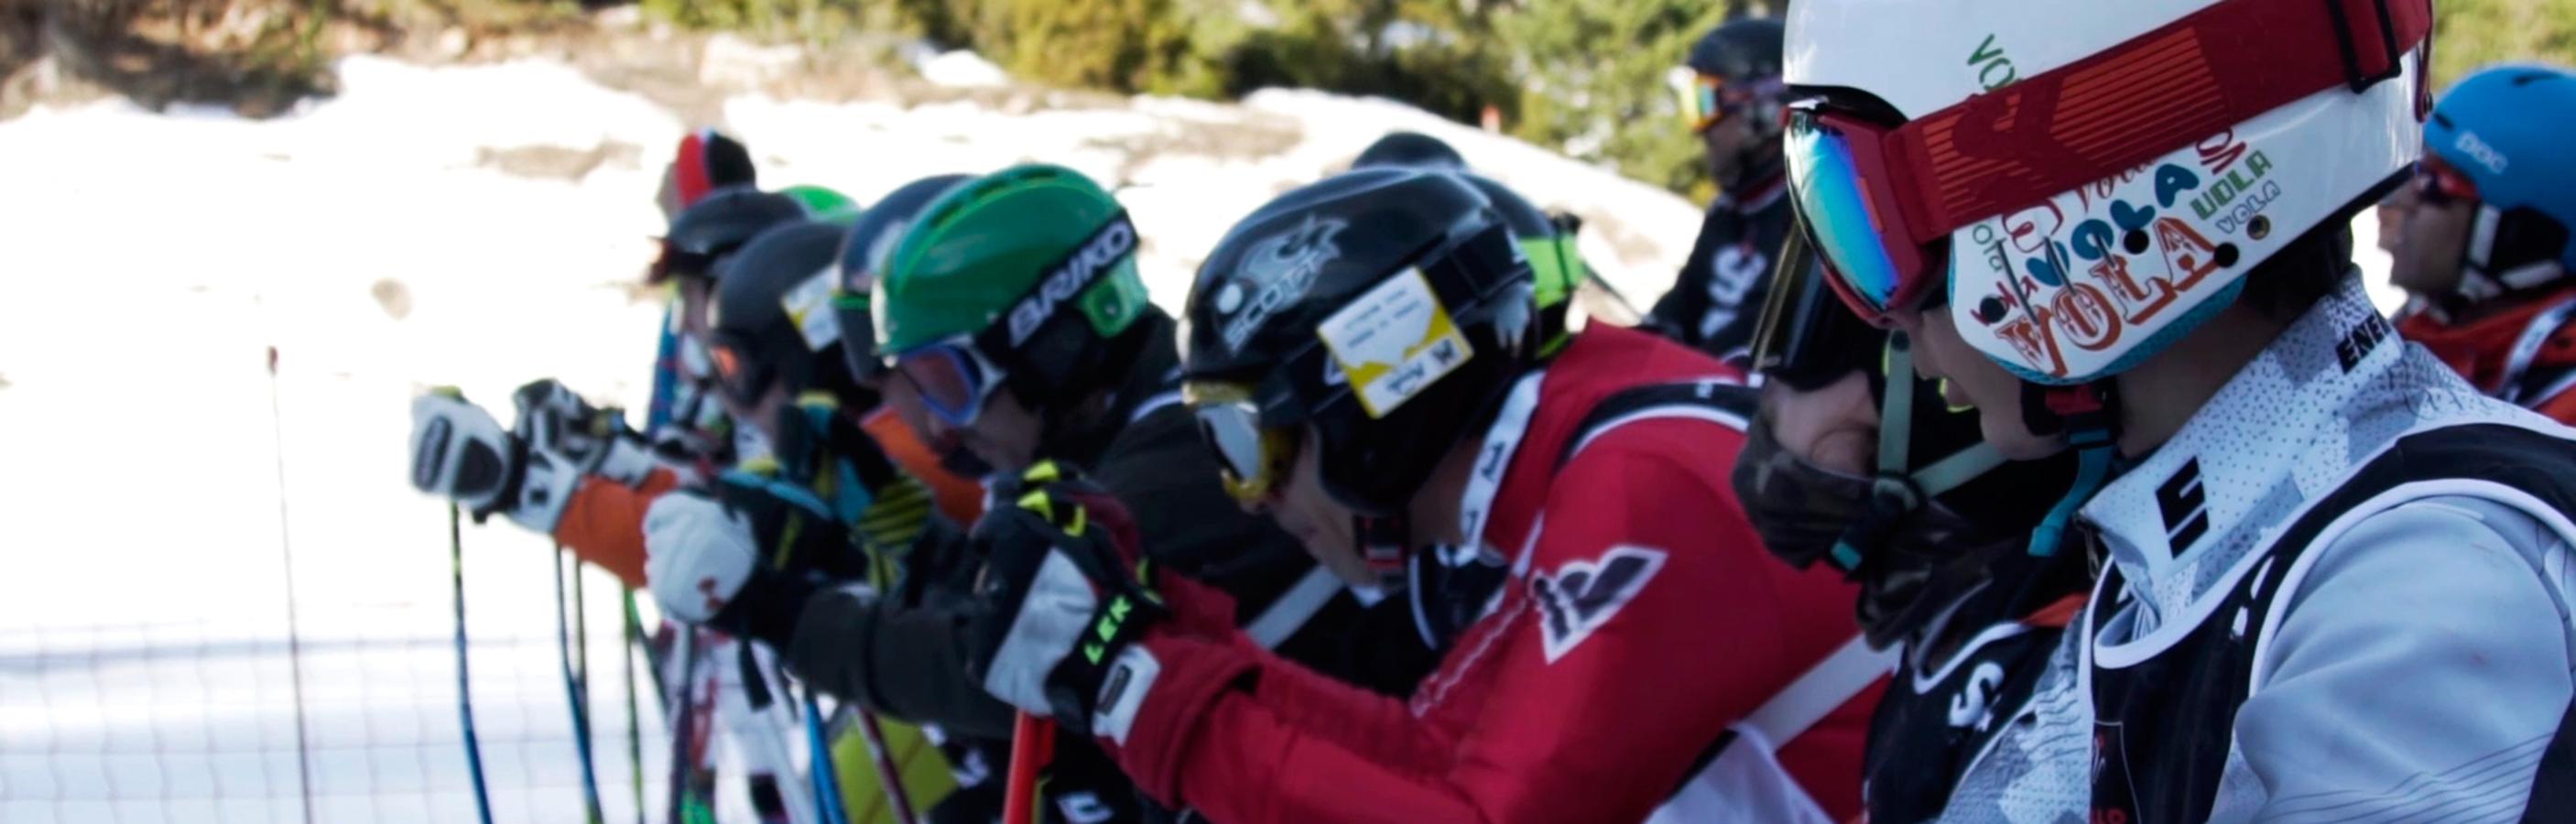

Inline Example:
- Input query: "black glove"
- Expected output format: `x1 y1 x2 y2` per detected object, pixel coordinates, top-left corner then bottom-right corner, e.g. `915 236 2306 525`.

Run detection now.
961 461 1163 736
512 378 661 486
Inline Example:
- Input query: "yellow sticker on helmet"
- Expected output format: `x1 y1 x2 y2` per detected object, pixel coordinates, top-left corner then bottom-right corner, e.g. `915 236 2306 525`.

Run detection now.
783 267 842 352
1314 267 1473 418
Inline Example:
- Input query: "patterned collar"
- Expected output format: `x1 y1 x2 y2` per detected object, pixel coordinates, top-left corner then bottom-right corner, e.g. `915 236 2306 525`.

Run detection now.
2076 274 2504 625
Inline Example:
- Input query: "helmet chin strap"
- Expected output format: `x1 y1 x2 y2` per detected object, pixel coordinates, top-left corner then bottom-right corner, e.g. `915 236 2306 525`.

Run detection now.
2018 379 2122 558
1356 515 1411 582
1826 338 2005 571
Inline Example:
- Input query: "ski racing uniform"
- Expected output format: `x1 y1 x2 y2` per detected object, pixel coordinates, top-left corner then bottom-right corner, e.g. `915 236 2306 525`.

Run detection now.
1855 548 2092 822
2397 287 2576 425
548 401 977 591
1088 324 1877 823
1647 172 1791 368
2070 276 2576 822
788 310 1441 822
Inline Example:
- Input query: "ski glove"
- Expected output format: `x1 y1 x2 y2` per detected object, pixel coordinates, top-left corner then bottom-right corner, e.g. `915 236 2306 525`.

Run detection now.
644 470 869 645
408 387 580 534
962 461 1163 738
511 378 661 486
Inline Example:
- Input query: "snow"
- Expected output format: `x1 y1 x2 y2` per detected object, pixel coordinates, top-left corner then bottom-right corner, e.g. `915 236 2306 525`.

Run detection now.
912 50 1010 89
0 50 2402 822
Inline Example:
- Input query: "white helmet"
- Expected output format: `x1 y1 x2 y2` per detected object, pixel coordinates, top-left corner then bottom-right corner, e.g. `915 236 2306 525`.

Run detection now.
1782 0 2430 384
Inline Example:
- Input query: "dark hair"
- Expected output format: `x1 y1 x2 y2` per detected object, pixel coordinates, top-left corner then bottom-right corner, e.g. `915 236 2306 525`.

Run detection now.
2234 219 2353 322
2234 169 2399 322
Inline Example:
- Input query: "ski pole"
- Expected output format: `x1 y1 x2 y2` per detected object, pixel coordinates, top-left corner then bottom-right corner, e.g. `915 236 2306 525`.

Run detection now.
624 593 647 824
665 627 707 824
1003 713 1053 824
848 708 918 824
451 504 496 824
800 690 851 824
575 554 593 732
265 346 318 824
733 641 821 824
556 548 607 823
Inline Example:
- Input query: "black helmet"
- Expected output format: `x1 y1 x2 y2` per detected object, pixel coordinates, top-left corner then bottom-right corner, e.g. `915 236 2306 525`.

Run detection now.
833 173 974 384
1180 167 1538 515
708 221 854 407
1685 17 1784 81
1682 16 1790 189
651 186 810 284
1352 131 1466 171
1456 173 1591 353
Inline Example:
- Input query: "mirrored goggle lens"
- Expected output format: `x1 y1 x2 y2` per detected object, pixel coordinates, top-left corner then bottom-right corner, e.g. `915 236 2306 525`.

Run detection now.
2414 156 2481 205
1679 75 1731 131
895 345 990 425
709 341 768 406
1785 113 1911 317
1192 401 1288 503
1195 402 1266 481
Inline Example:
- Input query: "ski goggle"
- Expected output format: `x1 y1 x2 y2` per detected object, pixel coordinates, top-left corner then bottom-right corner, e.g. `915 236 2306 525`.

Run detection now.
1184 382 1299 505
1677 72 1777 134
648 239 722 285
706 334 773 407
1749 221 1887 391
890 339 1005 427
1783 103 1942 327
2412 155 2482 206
1780 0 2429 328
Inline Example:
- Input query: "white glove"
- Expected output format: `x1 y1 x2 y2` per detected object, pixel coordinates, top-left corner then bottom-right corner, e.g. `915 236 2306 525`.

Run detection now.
512 378 658 486
644 493 759 624
409 388 579 534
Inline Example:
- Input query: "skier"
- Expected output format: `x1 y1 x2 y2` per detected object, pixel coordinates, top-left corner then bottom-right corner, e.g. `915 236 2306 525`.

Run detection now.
1645 16 1795 366
1737 239 2092 820
640 216 979 823
641 187 1009 732
957 166 1879 823
647 129 760 452
866 163 1440 693
837 164 1455 819
2390 64 2576 421
1784 0 2574 819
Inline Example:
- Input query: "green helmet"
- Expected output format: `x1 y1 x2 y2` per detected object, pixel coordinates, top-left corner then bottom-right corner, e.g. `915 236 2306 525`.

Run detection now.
780 184 864 225
873 165 1149 357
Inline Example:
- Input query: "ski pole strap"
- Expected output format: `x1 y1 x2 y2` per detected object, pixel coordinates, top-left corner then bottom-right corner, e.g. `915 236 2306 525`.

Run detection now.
1651 635 1894 824
1740 635 1895 749
1243 567 1342 650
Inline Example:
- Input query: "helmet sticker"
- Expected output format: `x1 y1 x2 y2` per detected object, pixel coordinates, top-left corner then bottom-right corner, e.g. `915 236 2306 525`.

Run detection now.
1221 215 1349 353
1315 268 1474 418
1966 34 2018 92
783 266 842 352
1005 212 1139 347
1954 129 2277 382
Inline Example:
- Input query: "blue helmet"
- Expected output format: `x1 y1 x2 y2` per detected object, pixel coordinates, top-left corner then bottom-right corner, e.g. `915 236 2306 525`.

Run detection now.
2423 64 2576 304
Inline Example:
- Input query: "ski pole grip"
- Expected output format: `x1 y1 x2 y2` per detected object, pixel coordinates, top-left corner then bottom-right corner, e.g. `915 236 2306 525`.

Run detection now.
1004 712 1054 824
